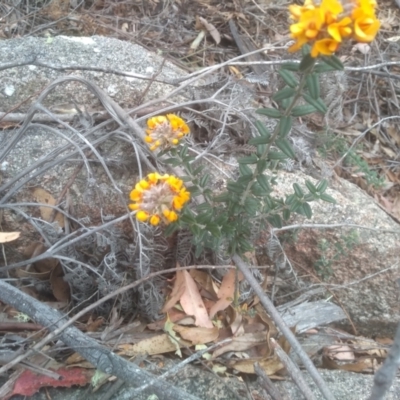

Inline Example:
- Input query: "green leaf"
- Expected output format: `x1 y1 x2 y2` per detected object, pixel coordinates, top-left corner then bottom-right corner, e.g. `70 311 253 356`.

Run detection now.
276 138 296 159
214 192 230 202
320 193 336 203
248 136 271 145
289 199 303 212
193 165 205 175
291 104 317 117
255 120 271 137
306 74 320 100
239 164 252 177
267 214 283 228
281 62 300 71
199 174 210 187
164 223 178 236
207 222 221 237
285 194 296 205
299 53 316 72
179 145 189 158
228 182 245 194
196 212 213 224
301 44 311 57
238 154 258 164
278 69 298 88
256 108 282 118
321 55 344 71
281 97 293 110
305 180 318 194
273 86 296 102
251 183 268 196
244 197 259 216
257 144 266 158
304 193 315 202
268 151 288 160
180 213 196 224
237 174 253 185
196 202 212 212
317 179 328 193
163 157 181 166
314 63 336 73
302 202 312 219
257 159 268 173
283 209 291 221
293 183 304 198
302 93 328 113
257 174 271 192
187 186 201 196
278 116 292 137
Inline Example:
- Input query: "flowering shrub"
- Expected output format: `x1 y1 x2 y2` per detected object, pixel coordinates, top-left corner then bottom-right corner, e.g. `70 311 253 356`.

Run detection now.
289 0 380 57
129 1 380 257
129 173 190 226
145 114 190 151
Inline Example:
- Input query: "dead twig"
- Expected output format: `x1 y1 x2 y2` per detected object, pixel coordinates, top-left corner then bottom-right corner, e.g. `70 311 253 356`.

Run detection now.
270 338 316 400
254 362 284 400
232 253 336 400
368 321 400 400
0 279 201 400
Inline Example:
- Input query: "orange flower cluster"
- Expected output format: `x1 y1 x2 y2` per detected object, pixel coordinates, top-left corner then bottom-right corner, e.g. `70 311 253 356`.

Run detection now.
145 114 190 151
129 173 190 226
289 0 380 57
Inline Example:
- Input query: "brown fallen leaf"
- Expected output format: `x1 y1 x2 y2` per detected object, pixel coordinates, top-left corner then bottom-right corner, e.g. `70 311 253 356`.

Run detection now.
228 356 284 375
161 268 186 313
197 16 221 44
179 269 214 329
32 187 64 228
212 331 267 358
322 354 376 373
209 269 243 318
50 263 70 302
0 232 20 243
173 325 219 345
325 344 355 361
117 333 191 356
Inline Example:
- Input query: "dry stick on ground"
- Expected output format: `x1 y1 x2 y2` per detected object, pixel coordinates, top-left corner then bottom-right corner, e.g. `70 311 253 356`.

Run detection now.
232 254 336 400
368 321 400 400
0 279 201 400
254 362 284 400
270 338 316 400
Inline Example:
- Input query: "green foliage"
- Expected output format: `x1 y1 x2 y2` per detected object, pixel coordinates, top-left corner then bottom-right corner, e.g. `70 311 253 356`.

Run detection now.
318 131 385 189
159 51 338 259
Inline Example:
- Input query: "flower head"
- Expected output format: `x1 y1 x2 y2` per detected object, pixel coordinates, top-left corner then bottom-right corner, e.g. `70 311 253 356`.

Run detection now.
145 114 190 151
288 0 380 57
129 173 190 225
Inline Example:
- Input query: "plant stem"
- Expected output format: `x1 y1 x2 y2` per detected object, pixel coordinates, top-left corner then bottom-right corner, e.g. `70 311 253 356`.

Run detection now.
239 66 312 207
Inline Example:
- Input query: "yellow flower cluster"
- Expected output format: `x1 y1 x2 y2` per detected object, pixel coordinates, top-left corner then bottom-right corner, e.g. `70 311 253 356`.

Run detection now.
145 114 190 151
129 173 190 226
289 0 380 57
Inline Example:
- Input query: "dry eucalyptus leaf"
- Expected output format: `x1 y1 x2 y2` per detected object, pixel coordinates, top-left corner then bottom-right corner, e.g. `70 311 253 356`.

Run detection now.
198 16 221 44
117 334 191 356
180 270 214 328
162 268 186 313
0 231 20 243
50 263 71 302
212 331 266 358
209 269 243 318
229 356 284 375
32 187 64 228
173 325 219 345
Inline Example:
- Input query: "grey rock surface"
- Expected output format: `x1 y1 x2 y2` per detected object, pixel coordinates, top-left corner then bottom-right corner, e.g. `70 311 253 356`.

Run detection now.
272 170 400 337
0 35 188 113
